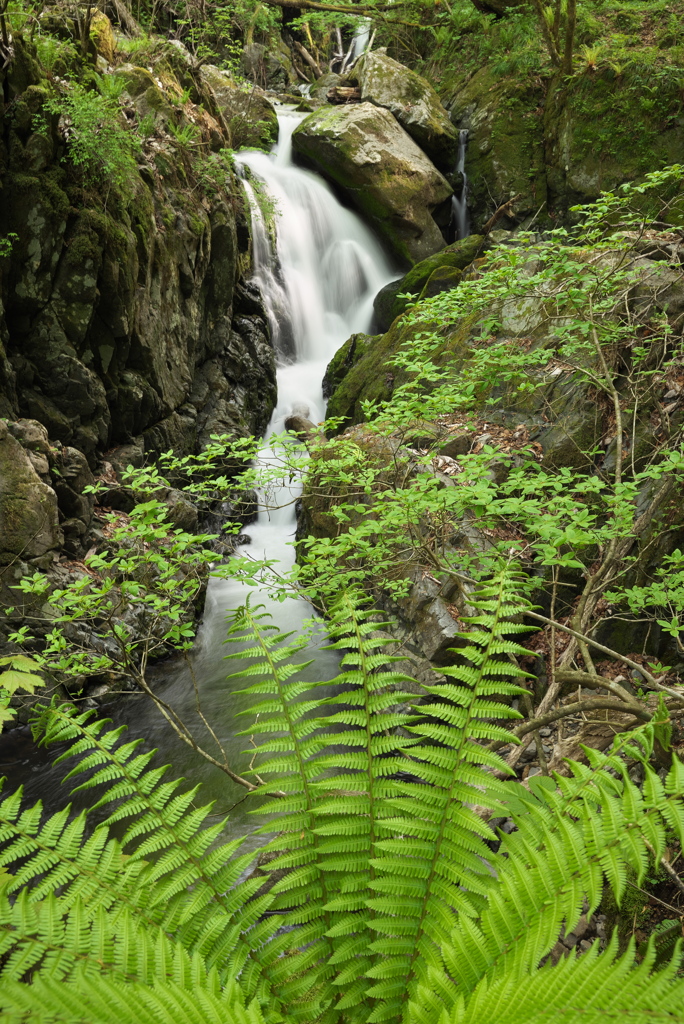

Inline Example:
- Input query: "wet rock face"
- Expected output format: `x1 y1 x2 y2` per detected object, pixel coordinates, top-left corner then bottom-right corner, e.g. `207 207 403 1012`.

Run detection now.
0 37 278 475
292 103 453 266
349 50 459 172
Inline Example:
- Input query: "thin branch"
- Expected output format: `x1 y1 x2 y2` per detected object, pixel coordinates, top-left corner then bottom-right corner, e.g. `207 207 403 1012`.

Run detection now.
523 610 684 705
643 839 684 897
491 697 650 752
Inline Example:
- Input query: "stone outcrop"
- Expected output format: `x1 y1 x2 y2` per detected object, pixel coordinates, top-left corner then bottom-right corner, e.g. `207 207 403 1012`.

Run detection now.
199 65 278 149
373 234 485 331
0 421 61 564
444 64 684 231
349 50 459 171
292 103 452 265
241 40 299 91
0 38 277 470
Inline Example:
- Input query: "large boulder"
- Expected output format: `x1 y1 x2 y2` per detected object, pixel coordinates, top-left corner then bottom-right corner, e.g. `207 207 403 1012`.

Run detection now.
0 421 60 562
199 65 278 150
350 50 459 171
292 103 452 265
373 234 484 331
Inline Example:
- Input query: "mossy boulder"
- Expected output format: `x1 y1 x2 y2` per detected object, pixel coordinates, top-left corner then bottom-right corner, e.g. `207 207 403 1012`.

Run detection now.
292 103 452 266
0 420 60 561
199 65 278 150
113 64 176 126
373 234 484 331
545 68 684 215
322 332 376 401
324 313 468 431
89 12 116 64
5 35 42 99
349 50 459 171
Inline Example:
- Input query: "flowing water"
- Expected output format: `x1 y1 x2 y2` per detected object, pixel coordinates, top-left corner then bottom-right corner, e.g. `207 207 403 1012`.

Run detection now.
5 109 395 847
451 129 470 241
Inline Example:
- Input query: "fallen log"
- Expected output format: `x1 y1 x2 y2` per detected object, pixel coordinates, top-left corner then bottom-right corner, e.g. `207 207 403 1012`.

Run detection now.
482 193 522 235
294 41 322 78
327 85 361 103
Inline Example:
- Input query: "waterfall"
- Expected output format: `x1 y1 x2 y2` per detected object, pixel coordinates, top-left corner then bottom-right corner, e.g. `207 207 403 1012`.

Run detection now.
199 105 394 636
350 19 372 60
451 129 470 240
10 107 395 840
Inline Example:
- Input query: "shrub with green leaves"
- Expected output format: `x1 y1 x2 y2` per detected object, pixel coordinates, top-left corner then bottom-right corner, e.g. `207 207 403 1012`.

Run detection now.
46 82 140 189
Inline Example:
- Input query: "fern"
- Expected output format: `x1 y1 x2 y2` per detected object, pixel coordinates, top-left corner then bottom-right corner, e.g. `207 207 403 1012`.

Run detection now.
227 593 419 1021
363 571 528 1022
449 935 684 1024
411 704 684 1023
1 578 684 1024
0 706 278 1006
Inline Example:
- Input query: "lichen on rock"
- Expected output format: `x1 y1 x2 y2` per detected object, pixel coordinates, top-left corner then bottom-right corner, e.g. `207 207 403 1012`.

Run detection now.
349 49 459 172
292 102 453 266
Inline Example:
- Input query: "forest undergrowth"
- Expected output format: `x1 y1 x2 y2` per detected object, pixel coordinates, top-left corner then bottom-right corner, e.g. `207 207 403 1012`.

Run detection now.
2 157 684 1020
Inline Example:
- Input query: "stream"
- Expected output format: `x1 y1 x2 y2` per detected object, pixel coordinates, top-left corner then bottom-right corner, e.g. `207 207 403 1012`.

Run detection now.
5 109 396 849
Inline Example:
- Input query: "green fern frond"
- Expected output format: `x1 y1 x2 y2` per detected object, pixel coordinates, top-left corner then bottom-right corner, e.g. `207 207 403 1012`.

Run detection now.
364 570 528 1022
448 935 684 1024
0 705 279 1002
419 716 684 1022
0 972 267 1024
230 593 420 1021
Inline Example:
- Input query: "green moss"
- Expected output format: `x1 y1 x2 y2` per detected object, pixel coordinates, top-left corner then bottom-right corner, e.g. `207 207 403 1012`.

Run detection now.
322 333 375 401
65 227 101 268
6 34 42 96
325 315 473 432
37 172 70 220
10 173 41 194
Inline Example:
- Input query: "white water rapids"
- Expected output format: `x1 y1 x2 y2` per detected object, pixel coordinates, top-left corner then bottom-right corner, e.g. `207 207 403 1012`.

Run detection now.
11 109 396 844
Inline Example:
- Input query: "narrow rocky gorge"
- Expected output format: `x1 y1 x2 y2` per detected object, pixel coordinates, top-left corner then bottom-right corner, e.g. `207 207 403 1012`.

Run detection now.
2 0 684 1003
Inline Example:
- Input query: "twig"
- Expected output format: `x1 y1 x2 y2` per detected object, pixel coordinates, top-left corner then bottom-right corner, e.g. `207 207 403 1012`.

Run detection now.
491 697 650 753
482 194 522 236
523 610 684 705
644 839 684 898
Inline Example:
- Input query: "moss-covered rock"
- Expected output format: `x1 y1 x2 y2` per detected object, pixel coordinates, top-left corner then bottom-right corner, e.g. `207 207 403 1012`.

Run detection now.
349 50 459 172
373 234 484 330
0 420 60 561
0 46 277 461
241 41 298 92
89 12 116 64
545 67 684 215
322 332 376 400
292 103 452 266
449 67 547 232
443 58 684 229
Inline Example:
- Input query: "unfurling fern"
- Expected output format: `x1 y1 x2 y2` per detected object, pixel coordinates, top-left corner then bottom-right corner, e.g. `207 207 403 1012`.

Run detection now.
1 574 684 1023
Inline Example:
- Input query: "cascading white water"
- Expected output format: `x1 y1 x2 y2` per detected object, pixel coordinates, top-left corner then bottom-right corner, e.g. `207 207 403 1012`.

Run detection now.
350 19 372 61
451 129 470 240
10 107 395 836
210 106 394 611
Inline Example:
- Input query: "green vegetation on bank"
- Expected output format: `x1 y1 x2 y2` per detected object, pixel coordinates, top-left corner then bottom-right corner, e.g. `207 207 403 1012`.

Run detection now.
3 158 684 1022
